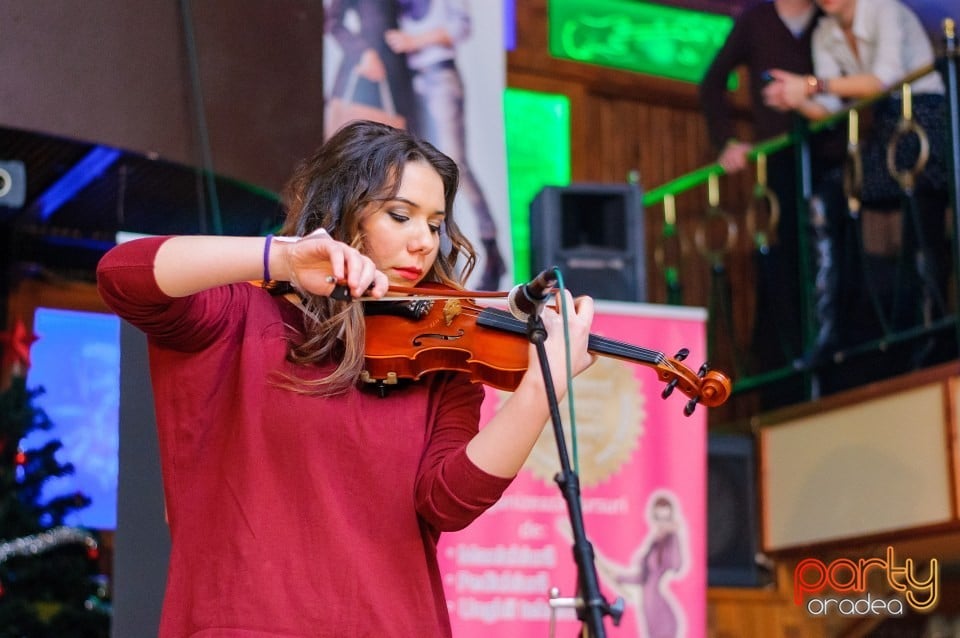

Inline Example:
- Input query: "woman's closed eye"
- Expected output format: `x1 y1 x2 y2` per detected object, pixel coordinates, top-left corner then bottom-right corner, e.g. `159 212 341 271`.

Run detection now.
388 211 442 234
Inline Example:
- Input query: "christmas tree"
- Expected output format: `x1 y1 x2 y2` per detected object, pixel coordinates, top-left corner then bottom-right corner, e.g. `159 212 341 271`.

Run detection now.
0 319 111 638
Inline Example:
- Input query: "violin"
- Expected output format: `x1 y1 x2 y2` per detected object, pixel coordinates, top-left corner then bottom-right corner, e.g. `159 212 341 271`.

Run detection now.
359 283 731 415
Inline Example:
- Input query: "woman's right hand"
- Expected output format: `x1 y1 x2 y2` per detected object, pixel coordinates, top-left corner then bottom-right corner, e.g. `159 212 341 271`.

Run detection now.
278 231 389 300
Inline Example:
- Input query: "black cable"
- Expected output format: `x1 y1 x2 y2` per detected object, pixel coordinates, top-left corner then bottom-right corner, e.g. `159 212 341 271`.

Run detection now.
178 0 223 235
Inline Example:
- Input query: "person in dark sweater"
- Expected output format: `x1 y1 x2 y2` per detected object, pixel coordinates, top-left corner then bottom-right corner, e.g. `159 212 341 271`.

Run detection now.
701 0 821 169
96 120 596 637
699 0 847 406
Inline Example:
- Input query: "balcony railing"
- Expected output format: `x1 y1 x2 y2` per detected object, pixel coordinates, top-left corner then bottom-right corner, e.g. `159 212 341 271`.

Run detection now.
643 18 960 411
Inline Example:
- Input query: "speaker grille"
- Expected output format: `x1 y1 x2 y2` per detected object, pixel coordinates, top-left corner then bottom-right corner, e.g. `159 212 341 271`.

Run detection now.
530 184 646 302
707 434 762 587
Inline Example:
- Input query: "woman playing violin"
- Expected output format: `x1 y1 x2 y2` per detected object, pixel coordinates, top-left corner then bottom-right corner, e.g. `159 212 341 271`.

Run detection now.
96 119 596 638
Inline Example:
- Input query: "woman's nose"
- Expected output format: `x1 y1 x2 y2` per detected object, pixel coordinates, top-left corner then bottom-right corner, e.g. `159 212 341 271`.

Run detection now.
407 221 434 252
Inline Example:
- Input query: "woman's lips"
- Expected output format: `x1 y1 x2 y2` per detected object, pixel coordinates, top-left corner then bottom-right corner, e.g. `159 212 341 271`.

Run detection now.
394 267 422 281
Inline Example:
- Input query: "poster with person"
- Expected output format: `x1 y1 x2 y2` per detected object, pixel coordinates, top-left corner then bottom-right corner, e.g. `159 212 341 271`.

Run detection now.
322 0 511 290
438 301 710 638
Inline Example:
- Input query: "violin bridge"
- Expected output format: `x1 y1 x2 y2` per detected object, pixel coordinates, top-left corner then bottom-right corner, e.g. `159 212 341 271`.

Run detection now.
442 299 462 326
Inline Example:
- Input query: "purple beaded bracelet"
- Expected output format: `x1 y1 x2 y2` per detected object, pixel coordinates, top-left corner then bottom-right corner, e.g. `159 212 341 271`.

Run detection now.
262 234 274 282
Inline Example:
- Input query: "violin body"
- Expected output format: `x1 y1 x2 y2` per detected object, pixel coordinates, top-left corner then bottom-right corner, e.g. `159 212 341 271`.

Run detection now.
362 296 529 392
360 283 731 414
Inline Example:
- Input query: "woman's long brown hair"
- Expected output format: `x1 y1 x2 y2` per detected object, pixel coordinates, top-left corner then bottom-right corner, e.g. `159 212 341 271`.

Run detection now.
272 120 477 395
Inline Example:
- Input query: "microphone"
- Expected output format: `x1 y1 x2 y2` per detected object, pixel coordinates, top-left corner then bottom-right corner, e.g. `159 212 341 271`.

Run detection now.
507 268 558 321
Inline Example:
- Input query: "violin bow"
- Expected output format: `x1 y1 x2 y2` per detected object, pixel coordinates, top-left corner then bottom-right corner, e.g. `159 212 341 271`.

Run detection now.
331 282 509 302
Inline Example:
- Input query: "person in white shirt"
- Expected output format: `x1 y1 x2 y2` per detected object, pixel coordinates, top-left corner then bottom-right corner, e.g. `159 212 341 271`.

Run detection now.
763 0 944 119
763 0 950 360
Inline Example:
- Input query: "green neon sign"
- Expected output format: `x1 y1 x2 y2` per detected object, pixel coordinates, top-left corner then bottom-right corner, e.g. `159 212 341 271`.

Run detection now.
549 0 734 83
503 88 571 284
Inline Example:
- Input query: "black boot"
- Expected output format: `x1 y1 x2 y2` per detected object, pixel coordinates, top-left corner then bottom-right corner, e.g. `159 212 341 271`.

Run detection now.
905 192 951 368
803 190 842 368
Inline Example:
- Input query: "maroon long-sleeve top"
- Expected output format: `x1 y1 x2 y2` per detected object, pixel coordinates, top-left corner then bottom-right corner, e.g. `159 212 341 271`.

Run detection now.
97 236 512 637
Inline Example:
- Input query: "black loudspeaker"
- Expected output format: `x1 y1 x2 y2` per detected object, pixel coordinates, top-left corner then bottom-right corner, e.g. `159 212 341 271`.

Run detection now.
0 160 26 208
530 183 646 302
707 434 762 587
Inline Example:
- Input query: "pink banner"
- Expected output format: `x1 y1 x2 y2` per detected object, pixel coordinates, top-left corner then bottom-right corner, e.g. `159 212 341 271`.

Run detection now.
439 301 709 637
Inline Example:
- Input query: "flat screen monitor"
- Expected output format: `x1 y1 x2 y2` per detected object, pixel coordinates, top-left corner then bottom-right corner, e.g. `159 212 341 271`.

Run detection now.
24 307 120 530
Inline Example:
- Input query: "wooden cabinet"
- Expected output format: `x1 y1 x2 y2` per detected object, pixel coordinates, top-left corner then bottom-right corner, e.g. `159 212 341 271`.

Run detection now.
708 565 829 638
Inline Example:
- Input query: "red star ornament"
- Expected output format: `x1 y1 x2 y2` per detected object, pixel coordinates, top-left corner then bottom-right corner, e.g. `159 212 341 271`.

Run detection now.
0 319 39 373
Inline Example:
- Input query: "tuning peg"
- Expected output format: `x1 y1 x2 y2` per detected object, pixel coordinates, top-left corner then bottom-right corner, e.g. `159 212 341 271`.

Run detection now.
674 348 689 361
661 377 679 399
684 397 699 416
698 362 709 377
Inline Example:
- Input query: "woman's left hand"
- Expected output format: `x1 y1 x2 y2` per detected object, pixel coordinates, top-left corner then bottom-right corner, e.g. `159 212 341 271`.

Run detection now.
530 290 596 397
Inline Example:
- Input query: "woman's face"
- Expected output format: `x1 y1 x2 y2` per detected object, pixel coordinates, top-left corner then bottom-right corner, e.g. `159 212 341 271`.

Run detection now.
652 504 673 525
360 160 445 287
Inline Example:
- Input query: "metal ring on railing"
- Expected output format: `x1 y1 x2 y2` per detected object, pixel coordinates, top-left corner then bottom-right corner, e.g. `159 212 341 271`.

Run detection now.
745 185 781 251
843 145 864 216
693 205 738 264
885 118 930 193
884 82 930 193
842 109 863 216
653 224 686 268
653 193 688 283
653 225 689 275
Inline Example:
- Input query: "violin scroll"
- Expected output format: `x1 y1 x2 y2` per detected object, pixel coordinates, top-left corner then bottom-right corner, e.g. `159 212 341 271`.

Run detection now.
658 352 731 416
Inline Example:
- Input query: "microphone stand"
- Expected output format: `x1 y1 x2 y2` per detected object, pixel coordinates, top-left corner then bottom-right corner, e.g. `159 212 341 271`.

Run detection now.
523 311 624 637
